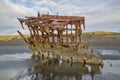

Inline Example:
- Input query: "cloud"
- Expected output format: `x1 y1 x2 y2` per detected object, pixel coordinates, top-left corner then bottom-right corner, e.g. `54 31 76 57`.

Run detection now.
0 0 35 35
0 0 120 35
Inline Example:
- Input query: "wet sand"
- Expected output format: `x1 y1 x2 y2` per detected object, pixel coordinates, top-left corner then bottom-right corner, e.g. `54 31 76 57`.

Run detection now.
0 33 120 80
82 33 120 46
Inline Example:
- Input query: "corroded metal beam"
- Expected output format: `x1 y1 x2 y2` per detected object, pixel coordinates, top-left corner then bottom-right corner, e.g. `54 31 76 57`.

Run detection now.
18 13 85 48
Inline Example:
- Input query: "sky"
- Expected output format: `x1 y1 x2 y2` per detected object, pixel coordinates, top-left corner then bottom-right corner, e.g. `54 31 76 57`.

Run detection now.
0 0 120 35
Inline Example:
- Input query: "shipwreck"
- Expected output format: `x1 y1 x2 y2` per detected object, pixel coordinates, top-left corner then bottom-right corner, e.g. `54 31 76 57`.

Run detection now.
17 12 103 65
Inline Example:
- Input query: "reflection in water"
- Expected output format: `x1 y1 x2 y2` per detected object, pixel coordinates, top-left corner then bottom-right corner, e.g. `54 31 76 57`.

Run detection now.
90 64 101 80
13 61 102 80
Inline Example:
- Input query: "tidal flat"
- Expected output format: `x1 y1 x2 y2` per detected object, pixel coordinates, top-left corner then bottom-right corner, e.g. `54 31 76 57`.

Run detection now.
0 32 120 80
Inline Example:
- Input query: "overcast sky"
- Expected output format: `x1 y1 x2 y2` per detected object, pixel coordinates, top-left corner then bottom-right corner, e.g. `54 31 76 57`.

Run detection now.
0 0 120 35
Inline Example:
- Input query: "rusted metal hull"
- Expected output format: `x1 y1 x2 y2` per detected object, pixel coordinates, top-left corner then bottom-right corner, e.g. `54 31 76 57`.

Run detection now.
26 41 103 65
17 12 103 65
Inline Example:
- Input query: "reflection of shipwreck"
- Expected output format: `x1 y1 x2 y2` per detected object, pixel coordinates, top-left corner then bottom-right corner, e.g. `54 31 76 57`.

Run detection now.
13 62 102 80
17 12 103 65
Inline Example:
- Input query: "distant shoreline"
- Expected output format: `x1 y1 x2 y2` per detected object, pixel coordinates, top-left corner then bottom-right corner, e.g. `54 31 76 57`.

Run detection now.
0 31 120 46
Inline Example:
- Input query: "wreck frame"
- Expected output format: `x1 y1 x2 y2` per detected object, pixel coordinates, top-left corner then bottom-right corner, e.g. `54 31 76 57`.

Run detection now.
17 12 103 65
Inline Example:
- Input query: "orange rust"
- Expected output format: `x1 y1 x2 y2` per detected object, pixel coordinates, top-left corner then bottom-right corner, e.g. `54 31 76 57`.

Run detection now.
18 12 85 48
